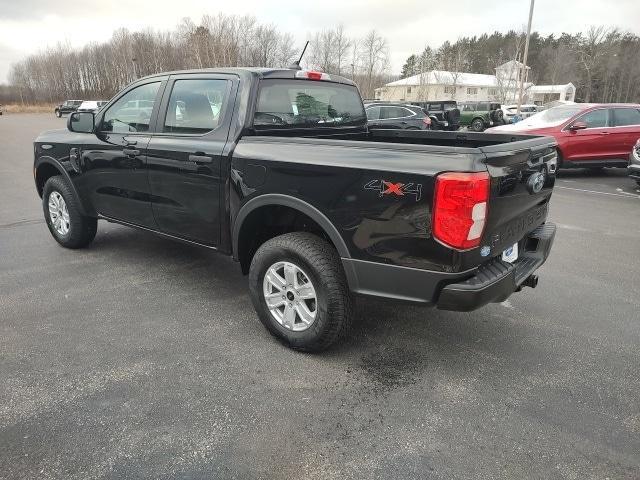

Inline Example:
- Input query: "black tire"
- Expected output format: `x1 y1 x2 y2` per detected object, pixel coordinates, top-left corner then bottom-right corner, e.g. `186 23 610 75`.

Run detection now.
55 109 61 118
248 232 353 352
42 175 97 249
490 109 504 123
471 118 485 132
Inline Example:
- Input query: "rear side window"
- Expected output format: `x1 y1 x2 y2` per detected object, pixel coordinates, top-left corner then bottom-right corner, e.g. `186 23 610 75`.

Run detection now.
163 79 229 134
576 109 609 128
254 79 366 129
380 106 412 119
612 108 640 127
428 103 442 111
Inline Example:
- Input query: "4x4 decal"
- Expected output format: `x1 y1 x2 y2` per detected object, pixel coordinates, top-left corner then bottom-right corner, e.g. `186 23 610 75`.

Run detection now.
364 179 422 201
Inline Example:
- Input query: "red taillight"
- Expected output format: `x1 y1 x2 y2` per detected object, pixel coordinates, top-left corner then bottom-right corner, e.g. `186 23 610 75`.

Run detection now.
432 172 490 249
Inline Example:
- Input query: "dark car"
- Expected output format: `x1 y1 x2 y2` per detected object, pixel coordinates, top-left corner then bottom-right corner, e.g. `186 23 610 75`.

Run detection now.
33 67 557 351
364 103 431 130
54 100 83 118
629 138 640 186
410 101 460 131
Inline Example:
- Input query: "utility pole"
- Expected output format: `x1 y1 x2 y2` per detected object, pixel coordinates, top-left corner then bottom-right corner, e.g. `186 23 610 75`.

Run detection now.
517 0 535 114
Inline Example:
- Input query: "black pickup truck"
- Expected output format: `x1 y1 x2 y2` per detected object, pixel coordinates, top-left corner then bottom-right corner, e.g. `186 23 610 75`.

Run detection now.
34 67 557 351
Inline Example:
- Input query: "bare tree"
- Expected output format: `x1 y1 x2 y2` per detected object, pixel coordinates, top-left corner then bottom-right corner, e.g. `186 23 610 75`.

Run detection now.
359 30 388 98
576 26 610 102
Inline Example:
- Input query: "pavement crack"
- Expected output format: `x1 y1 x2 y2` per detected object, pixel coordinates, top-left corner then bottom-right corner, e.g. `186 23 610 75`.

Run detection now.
0 218 44 229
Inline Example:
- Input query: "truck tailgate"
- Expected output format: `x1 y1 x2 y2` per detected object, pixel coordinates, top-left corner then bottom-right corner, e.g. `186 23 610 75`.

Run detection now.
479 136 557 257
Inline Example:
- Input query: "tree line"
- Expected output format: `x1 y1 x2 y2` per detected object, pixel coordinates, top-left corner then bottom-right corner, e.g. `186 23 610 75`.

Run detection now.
0 14 391 104
400 27 640 103
3 18 638 106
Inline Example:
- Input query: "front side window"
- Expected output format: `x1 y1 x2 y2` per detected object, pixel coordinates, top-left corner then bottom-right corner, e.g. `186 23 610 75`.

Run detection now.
254 80 366 130
101 82 160 133
163 79 229 134
575 109 609 128
612 108 640 127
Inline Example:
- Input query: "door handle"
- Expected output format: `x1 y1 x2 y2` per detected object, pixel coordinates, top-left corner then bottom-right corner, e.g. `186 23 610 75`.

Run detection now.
188 154 213 164
123 148 140 157
600 131 610 135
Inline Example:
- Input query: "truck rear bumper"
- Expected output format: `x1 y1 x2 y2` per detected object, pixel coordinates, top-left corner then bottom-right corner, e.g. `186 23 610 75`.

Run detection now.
436 223 556 311
342 222 556 310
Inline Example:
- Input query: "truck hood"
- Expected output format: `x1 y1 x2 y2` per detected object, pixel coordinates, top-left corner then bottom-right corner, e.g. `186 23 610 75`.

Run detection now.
35 129 69 141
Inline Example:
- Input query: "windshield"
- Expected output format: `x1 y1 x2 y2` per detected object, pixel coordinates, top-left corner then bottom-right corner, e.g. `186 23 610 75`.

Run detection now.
517 105 585 127
254 79 366 130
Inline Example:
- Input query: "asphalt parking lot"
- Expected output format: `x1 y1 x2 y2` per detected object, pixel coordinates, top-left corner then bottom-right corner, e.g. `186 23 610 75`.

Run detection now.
1 113 640 479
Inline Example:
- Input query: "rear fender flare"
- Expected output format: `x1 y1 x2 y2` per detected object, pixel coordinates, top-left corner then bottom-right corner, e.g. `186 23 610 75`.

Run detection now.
232 194 351 260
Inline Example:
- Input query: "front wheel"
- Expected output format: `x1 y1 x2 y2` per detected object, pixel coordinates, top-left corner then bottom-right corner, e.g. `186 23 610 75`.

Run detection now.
470 118 485 132
42 176 97 248
55 110 61 118
248 232 353 352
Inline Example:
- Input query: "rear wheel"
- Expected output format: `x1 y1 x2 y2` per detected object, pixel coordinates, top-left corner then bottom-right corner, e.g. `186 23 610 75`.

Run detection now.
248 232 353 352
470 118 485 132
42 176 97 248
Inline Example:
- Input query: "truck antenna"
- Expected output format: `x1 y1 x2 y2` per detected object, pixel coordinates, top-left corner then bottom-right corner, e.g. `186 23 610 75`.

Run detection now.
288 41 309 70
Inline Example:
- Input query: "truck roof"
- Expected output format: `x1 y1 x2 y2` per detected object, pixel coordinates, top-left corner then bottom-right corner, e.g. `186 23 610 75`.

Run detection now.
138 67 358 87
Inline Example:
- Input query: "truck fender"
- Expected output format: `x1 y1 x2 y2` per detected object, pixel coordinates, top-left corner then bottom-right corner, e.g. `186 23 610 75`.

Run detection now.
34 156 89 215
232 193 351 260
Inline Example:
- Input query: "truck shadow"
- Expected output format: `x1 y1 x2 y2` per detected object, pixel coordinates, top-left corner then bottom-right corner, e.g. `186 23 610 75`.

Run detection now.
87 222 557 387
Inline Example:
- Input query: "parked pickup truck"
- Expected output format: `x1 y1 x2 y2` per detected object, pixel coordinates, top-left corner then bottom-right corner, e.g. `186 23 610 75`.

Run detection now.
33 67 557 351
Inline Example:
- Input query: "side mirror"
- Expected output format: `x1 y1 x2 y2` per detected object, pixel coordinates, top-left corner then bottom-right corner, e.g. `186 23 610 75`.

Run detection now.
67 112 95 133
569 121 587 131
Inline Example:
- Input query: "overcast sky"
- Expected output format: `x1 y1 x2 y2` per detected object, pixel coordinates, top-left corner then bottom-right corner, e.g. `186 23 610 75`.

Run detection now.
1 0 639 83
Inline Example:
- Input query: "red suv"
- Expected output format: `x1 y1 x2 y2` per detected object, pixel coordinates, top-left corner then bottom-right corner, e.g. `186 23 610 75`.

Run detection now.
486 103 640 169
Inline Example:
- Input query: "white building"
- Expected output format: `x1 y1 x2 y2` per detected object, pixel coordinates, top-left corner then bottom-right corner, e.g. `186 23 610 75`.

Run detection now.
374 61 572 105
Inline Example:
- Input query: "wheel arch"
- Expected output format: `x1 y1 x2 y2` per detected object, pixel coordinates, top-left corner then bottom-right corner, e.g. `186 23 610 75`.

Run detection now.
35 157 89 215
233 194 351 274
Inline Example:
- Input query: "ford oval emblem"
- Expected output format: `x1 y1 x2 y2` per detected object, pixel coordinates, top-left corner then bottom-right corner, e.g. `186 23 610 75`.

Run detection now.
527 172 546 194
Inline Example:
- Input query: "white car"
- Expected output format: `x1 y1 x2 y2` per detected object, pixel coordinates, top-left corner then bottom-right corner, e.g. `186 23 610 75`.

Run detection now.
77 100 108 113
502 104 539 123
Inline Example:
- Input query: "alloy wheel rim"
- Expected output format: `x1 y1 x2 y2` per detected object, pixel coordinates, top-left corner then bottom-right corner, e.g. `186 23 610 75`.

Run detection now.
263 261 317 332
48 191 70 235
